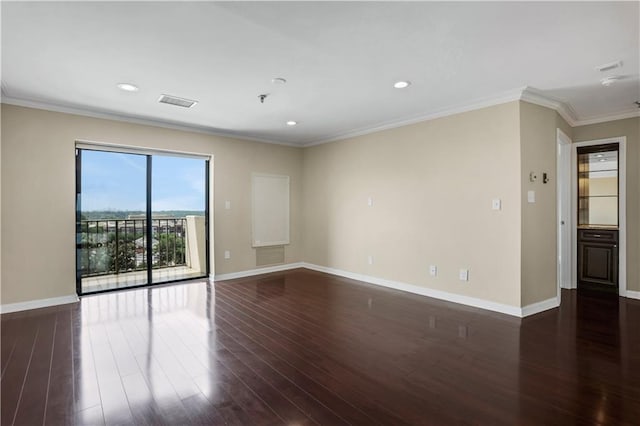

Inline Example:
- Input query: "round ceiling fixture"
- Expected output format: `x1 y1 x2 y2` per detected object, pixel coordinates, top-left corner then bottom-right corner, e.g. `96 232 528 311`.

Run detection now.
272 77 287 85
286 120 297 126
117 83 139 92
393 80 411 89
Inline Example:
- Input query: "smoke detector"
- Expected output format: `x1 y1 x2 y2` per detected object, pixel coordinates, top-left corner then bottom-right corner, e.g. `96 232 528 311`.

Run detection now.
158 94 198 108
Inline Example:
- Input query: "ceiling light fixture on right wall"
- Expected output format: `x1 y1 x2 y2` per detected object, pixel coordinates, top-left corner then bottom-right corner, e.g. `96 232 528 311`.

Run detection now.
393 80 411 89
601 76 622 87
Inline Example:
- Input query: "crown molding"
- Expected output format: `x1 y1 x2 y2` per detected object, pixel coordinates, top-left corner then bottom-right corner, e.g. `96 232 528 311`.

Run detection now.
301 87 527 146
572 109 640 127
3 89 637 149
519 86 578 126
0 95 301 148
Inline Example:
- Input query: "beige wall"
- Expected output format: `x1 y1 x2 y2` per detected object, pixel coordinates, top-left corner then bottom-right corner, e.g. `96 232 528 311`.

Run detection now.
519 102 567 305
573 117 640 292
302 102 523 307
2 101 635 310
0 105 303 304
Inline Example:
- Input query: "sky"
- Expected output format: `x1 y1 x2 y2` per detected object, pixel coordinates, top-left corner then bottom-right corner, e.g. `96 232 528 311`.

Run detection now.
80 150 206 212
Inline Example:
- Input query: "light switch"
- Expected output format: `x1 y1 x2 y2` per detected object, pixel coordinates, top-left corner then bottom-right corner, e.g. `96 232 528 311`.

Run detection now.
459 269 469 281
224 250 231 259
225 200 231 210
492 199 502 210
527 190 536 203
429 265 437 277
367 255 374 265
367 197 373 207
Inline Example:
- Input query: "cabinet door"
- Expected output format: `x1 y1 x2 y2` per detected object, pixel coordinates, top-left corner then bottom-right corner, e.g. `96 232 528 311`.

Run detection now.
578 241 618 290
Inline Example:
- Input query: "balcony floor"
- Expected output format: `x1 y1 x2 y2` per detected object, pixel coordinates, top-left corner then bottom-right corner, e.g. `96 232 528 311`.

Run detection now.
82 266 205 293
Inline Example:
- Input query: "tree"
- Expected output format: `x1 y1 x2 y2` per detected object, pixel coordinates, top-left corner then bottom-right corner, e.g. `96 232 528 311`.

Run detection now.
107 232 137 273
154 234 185 267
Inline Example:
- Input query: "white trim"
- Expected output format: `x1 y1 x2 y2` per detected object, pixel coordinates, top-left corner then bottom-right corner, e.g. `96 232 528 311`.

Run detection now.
521 87 578 127
571 137 627 296
4 90 638 149
212 262 304 281
300 263 541 317
76 139 211 160
574 110 640 127
301 87 526 146
557 128 573 291
0 295 79 314
521 296 561 317
625 290 640 300
0 96 300 147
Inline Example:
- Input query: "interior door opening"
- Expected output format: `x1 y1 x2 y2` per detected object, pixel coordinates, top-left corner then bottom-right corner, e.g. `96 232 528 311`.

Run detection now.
76 146 210 295
576 143 619 293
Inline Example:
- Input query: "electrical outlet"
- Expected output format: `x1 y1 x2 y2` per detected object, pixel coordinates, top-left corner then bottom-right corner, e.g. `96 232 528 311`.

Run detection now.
459 269 469 281
224 250 231 260
367 255 373 265
429 265 437 277
225 200 231 210
367 197 373 207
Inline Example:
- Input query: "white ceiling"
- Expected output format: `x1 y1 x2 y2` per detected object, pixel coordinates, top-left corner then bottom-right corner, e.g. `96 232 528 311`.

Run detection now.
2 1 639 146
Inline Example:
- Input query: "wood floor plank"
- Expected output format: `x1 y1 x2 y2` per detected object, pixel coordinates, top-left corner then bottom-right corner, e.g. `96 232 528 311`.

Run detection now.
162 312 318 426
0 314 40 425
211 289 414 424
160 302 346 425
88 322 136 425
2 269 639 425
12 311 57 426
44 308 76 425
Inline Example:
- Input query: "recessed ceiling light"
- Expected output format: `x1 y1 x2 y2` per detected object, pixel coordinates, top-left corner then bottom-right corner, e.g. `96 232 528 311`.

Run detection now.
117 83 139 92
596 154 604 158
286 120 297 126
394 81 411 89
272 77 287 85
599 159 606 162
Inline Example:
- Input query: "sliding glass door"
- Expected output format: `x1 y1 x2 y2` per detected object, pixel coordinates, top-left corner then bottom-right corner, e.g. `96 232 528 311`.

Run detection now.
151 155 208 284
76 147 209 294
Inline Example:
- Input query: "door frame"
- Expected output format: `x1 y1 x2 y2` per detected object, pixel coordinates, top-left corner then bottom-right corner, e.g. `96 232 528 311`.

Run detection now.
556 129 572 294
75 141 215 295
570 136 626 296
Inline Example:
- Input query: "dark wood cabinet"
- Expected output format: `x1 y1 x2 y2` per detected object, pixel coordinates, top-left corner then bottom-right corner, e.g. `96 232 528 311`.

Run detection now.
578 228 618 292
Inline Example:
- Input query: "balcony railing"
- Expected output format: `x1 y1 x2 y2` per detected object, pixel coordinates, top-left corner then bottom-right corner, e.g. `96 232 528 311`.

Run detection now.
77 218 187 278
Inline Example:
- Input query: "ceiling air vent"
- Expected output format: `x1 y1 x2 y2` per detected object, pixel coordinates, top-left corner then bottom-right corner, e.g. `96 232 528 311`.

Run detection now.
158 94 198 108
595 60 622 72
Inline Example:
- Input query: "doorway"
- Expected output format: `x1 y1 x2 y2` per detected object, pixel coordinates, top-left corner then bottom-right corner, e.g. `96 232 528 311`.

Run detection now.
576 143 619 292
75 145 210 295
570 137 627 296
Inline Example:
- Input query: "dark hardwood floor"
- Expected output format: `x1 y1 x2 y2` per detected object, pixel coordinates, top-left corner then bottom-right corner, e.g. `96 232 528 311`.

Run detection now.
2 268 639 425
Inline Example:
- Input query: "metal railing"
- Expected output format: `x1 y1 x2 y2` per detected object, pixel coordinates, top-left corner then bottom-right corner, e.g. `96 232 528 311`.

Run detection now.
77 218 187 277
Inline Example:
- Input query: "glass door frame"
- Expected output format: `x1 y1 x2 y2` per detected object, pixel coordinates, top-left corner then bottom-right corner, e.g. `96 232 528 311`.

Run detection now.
75 143 210 296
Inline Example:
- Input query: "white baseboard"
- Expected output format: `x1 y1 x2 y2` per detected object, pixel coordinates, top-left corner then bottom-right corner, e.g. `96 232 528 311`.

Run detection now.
624 290 640 300
0 294 79 314
212 262 305 281
521 296 560 317
300 262 535 317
